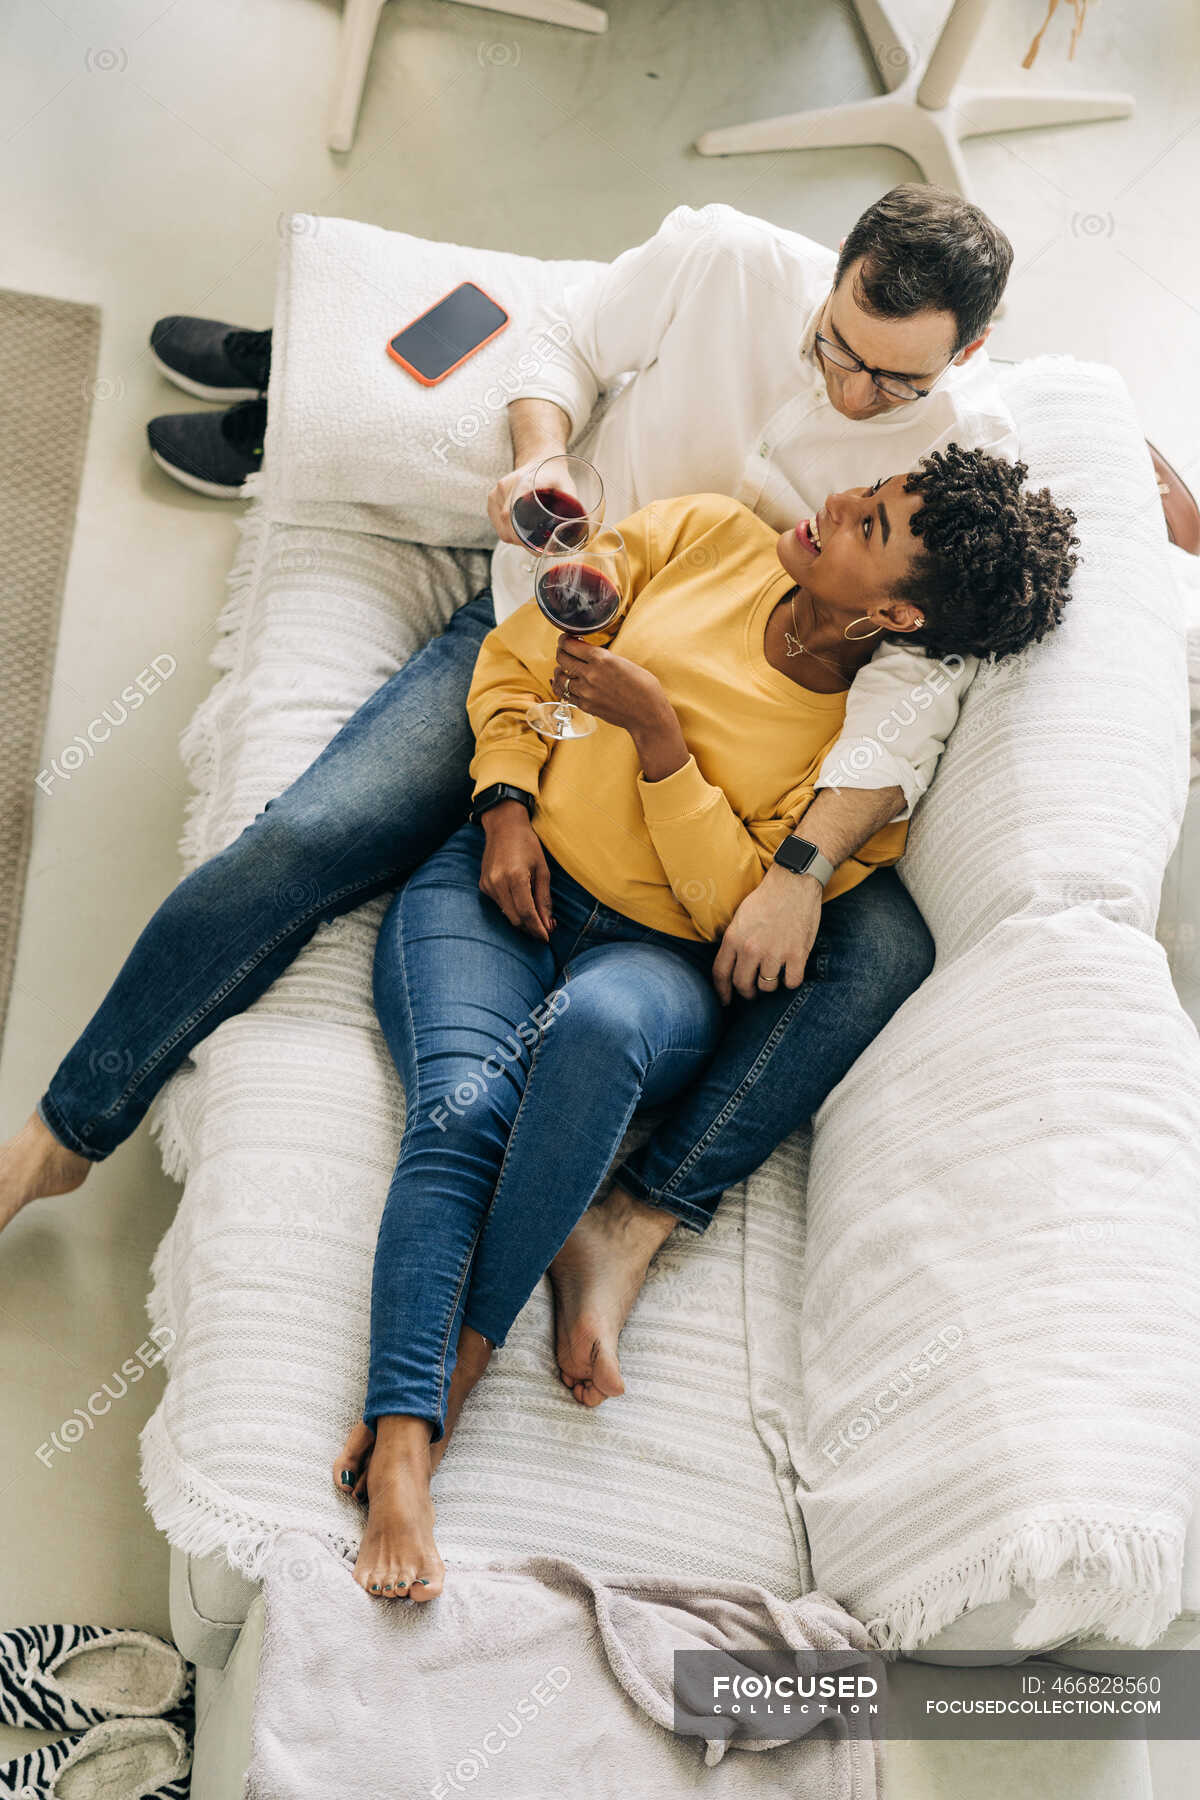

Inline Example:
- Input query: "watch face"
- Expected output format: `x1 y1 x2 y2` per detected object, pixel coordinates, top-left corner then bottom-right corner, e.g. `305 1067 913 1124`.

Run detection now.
785 838 817 871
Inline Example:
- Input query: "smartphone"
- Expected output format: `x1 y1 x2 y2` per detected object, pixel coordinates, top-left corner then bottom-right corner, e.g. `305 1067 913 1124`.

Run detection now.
386 282 510 386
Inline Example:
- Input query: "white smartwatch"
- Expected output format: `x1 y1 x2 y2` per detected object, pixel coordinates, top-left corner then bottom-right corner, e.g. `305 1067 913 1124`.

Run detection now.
773 835 835 888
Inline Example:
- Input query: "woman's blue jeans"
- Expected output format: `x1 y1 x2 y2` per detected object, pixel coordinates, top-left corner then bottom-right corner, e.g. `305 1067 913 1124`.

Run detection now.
365 824 724 1436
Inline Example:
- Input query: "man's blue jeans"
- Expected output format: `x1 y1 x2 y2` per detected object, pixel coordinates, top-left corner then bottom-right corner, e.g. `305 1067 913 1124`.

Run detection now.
366 824 724 1435
38 585 933 1222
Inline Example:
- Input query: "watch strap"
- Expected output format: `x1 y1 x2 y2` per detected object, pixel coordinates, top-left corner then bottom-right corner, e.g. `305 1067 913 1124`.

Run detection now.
470 783 535 826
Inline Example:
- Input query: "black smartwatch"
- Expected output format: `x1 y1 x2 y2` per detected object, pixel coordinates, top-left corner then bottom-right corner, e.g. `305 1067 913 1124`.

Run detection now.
773 835 835 888
470 783 535 827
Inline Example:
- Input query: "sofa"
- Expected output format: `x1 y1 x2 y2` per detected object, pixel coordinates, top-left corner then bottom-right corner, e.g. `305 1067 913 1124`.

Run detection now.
138 217 1200 1797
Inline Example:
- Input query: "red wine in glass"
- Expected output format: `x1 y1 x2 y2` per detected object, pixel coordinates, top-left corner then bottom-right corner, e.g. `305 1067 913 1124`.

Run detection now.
527 525 631 742
511 486 588 552
535 560 623 633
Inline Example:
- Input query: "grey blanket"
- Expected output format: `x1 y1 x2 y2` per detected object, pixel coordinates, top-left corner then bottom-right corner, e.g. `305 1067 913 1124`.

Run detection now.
247 1534 882 1799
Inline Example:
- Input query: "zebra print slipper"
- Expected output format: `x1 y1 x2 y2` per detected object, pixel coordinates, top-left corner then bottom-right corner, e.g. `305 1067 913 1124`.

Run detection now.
0 1716 190 1799
0 1625 191 1731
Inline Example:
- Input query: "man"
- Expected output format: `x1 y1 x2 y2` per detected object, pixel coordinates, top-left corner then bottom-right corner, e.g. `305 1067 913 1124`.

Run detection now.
3 185 1013 1393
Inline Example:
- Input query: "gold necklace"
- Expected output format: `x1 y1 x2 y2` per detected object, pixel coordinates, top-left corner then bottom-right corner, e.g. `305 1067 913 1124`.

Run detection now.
785 589 851 686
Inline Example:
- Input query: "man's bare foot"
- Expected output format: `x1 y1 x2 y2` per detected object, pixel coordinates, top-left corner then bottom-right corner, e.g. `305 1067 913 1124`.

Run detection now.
548 1187 677 1407
0 1113 91 1235
352 1415 444 1601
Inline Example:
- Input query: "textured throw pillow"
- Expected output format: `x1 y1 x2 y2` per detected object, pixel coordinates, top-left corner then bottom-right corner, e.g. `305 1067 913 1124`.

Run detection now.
266 214 601 541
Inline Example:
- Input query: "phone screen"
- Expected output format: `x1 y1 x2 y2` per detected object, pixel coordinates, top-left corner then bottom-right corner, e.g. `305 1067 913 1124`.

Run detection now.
388 282 509 382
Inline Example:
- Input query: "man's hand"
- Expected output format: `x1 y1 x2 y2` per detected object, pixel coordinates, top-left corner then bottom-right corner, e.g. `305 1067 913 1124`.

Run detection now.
712 784 905 1003
488 456 565 547
479 802 554 941
713 864 822 1003
486 399 572 545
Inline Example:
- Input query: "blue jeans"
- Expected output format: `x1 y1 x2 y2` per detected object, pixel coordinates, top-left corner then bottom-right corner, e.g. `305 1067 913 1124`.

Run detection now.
37 583 932 1226
366 824 723 1435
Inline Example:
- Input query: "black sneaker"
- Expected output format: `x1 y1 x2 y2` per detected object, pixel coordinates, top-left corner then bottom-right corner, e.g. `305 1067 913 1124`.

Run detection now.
149 317 271 402
147 398 266 498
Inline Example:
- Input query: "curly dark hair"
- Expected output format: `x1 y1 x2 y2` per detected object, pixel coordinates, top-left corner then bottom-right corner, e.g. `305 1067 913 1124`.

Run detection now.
887 444 1079 662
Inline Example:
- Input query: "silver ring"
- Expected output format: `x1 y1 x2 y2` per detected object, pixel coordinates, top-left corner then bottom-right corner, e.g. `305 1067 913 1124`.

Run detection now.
561 676 572 700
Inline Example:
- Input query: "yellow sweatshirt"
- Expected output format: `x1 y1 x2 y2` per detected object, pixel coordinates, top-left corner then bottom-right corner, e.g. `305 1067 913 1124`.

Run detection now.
469 494 907 942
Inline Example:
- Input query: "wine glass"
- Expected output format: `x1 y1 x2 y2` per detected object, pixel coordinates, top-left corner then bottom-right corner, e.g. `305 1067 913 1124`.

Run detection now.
509 455 605 578
527 524 630 742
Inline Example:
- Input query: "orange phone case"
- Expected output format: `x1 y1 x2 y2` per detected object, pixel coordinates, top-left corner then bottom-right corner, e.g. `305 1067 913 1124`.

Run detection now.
385 282 510 387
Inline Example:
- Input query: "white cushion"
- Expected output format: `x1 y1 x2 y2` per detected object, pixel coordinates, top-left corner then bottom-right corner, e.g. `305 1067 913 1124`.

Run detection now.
265 214 601 541
792 356 1200 1659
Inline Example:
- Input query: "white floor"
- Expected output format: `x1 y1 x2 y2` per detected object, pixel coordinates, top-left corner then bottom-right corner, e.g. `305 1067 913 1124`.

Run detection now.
1 0 1197 1790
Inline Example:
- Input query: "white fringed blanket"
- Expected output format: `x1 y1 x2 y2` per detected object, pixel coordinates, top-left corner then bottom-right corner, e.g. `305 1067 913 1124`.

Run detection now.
141 214 1200 1659
141 515 812 1604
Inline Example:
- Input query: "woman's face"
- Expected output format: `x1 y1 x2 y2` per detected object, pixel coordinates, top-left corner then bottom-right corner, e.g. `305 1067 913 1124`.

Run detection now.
776 475 926 635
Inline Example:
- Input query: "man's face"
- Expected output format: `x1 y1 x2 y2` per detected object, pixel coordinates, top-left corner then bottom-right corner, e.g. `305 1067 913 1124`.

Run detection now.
816 262 962 422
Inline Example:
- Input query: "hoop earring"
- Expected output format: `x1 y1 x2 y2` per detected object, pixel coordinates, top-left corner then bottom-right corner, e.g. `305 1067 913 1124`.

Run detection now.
843 615 884 641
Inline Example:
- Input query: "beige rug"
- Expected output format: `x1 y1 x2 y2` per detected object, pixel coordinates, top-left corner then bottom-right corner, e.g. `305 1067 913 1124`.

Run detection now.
0 289 100 1041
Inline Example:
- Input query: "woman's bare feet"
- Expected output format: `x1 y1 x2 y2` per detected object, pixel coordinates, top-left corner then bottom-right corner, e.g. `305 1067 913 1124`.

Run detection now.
431 1326 492 1473
0 1113 91 1235
333 1327 495 1501
548 1187 676 1407
333 1421 376 1501
351 1415 444 1601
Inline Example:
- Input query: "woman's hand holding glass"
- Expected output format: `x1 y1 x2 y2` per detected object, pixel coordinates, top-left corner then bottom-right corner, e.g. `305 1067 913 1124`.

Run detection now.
551 640 689 781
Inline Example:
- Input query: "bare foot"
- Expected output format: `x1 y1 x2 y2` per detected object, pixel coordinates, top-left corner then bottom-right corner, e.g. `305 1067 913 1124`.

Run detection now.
352 1415 444 1601
0 1113 91 1235
430 1326 492 1473
548 1186 676 1407
334 1328 494 1502
333 1421 375 1502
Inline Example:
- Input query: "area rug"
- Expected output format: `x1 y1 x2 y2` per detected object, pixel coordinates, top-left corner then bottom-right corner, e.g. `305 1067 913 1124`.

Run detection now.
0 288 99 1041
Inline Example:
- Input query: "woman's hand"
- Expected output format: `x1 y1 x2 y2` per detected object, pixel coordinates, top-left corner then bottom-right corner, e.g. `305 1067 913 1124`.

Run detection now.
552 637 689 780
479 801 554 941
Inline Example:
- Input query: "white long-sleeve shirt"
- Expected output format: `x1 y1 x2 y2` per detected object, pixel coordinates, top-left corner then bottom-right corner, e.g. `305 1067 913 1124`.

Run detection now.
490 204 1019 816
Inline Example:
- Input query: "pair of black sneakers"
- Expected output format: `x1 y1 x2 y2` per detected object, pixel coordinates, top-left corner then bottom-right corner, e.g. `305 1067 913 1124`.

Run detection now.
147 317 272 496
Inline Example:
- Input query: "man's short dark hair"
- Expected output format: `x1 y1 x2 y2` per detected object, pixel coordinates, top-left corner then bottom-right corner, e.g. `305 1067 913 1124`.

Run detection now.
834 184 1013 354
890 445 1078 663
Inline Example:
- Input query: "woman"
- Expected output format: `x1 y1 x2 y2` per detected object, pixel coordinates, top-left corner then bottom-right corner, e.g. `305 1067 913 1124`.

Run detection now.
335 446 1078 1601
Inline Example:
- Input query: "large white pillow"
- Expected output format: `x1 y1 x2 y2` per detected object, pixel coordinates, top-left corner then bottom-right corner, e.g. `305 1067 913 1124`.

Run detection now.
901 357 1189 953
265 215 601 543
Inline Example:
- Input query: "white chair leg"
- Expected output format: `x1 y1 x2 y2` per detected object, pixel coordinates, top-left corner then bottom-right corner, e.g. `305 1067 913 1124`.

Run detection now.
697 90 972 193
953 84 1135 139
442 0 607 31
697 93 901 159
850 0 919 91
328 0 387 153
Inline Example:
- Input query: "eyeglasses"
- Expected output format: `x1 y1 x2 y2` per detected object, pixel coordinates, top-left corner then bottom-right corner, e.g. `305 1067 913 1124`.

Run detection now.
814 330 941 404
